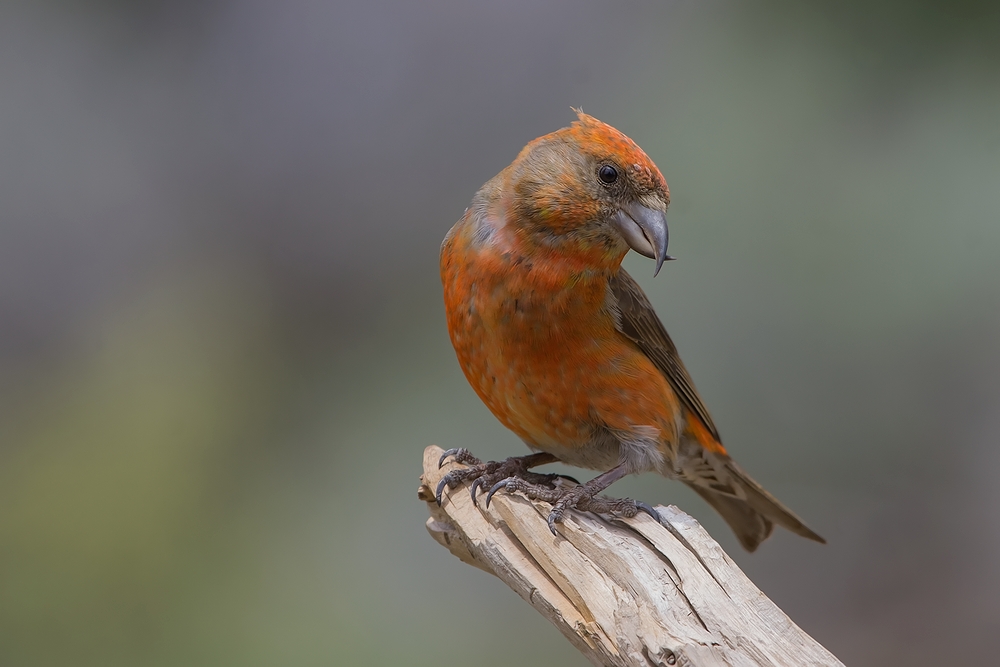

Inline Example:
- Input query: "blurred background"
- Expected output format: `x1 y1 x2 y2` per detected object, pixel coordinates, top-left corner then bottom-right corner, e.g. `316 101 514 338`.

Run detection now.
1 1 999 665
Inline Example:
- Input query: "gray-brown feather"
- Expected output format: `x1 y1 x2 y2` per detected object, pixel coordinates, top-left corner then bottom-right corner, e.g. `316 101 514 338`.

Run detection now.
607 269 721 441
606 268 826 547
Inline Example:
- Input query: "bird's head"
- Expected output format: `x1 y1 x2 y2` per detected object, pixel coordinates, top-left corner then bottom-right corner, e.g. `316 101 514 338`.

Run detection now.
506 110 671 275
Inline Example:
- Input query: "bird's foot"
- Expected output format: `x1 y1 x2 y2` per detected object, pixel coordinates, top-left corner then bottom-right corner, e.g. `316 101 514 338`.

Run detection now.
435 448 568 507
485 476 660 535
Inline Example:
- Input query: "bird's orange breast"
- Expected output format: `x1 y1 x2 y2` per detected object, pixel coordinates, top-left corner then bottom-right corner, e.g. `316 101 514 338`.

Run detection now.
441 213 682 468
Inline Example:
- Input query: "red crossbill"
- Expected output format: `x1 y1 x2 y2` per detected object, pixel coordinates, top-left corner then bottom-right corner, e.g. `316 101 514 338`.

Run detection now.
438 111 823 551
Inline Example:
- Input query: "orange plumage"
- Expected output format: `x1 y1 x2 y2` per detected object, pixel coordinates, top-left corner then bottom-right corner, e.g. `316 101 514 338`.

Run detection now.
440 111 823 551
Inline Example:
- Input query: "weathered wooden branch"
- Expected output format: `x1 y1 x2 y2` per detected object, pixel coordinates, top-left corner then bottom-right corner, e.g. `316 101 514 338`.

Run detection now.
419 445 842 667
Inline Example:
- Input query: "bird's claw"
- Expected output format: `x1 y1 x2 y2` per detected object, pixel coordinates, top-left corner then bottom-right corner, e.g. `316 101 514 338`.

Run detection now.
636 501 661 523
438 449 459 469
435 476 450 506
432 450 562 508
485 478 511 508
438 447 481 469
480 476 659 536
470 476 487 505
435 448 491 505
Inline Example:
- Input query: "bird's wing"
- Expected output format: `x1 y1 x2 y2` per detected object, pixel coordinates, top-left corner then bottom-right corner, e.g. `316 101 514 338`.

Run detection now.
608 268 720 441
609 269 827 549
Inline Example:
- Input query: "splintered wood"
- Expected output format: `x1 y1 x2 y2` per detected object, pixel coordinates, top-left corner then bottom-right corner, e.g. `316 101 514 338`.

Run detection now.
419 445 842 667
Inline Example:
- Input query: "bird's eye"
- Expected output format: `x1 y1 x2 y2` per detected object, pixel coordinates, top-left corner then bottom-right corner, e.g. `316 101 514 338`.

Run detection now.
598 164 619 184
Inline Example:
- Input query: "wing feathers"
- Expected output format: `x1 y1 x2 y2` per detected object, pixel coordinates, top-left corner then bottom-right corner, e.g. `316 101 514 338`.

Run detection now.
608 268 720 440
608 268 826 549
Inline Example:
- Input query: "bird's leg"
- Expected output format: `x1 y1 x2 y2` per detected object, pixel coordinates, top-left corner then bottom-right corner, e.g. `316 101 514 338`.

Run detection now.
435 449 572 506
485 462 660 535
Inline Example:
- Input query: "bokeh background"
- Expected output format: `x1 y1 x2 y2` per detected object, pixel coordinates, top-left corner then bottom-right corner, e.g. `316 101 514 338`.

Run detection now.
2 1 999 665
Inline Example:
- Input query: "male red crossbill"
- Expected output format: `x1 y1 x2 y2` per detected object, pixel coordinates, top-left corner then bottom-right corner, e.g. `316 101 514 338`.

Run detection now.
438 111 823 551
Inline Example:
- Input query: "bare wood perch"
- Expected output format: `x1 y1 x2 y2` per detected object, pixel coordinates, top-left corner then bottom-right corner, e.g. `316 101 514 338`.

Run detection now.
419 445 842 667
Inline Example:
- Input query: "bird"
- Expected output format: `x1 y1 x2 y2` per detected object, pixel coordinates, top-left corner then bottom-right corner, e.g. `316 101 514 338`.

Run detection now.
437 110 823 551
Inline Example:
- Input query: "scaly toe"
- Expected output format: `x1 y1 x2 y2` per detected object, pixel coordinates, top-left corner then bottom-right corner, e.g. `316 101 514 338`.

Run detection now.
438 447 481 469
485 478 514 508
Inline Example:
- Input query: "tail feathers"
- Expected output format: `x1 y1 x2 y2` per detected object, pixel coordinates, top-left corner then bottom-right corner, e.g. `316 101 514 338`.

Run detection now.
687 459 825 552
690 485 774 552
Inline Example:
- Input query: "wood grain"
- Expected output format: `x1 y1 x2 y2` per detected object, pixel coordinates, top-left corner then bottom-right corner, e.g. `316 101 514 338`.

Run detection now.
419 445 842 667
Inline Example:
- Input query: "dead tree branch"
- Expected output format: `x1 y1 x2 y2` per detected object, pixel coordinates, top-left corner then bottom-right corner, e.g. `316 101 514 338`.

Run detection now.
418 445 842 667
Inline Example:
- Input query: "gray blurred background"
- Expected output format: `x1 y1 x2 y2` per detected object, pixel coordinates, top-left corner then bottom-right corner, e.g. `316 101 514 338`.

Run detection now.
1 1 999 665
